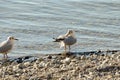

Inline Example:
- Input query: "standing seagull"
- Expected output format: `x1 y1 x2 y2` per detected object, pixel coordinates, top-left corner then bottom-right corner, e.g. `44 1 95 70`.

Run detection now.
53 29 77 52
0 36 18 59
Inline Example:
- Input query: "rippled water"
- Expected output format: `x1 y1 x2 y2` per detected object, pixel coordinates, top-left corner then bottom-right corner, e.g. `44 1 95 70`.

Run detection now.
0 0 120 56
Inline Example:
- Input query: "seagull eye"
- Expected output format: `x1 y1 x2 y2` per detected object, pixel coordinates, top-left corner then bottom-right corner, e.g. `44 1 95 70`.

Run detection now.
9 37 14 40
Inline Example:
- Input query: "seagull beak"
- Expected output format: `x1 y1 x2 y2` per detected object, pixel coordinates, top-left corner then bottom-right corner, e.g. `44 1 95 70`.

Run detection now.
74 30 78 32
14 38 18 40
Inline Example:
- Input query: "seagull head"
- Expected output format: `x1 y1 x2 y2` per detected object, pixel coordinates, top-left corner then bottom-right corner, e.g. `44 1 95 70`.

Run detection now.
66 29 74 36
68 30 73 34
7 36 18 41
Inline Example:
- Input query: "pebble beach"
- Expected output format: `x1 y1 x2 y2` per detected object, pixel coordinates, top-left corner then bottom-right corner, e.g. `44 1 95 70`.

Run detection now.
0 50 120 80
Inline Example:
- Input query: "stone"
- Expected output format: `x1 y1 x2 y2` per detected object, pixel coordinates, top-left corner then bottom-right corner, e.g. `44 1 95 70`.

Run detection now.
80 55 85 60
23 57 38 62
33 63 38 69
24 62 31 67
61 57 71 64
38 61 46 68
47 55 52 59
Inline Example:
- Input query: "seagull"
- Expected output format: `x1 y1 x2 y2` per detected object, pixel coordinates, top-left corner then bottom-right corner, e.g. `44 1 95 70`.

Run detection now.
0 36 18 59
53 29 77 52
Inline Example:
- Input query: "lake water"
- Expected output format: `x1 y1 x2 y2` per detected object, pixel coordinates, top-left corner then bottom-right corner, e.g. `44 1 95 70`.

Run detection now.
0 0 120 56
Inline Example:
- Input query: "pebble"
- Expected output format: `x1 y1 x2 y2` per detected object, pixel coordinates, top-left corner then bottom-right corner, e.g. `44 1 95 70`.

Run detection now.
61 57 71 64
24 62 31 67
0 51 119 80
80 55 85 60
38 61 46 68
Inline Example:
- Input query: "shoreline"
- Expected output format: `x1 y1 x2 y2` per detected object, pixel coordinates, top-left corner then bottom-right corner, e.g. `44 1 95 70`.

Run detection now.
0 50 120 80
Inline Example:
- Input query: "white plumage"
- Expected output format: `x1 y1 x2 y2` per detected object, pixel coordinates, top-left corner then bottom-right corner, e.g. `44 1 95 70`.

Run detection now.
0 36 18 59
54 29 77 52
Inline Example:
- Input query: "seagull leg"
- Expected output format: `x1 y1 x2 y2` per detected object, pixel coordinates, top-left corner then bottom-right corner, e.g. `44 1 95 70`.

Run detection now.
3 54 5 59
6 53 8 58
68 45 71 52
64 45 67 52
3 53 8 59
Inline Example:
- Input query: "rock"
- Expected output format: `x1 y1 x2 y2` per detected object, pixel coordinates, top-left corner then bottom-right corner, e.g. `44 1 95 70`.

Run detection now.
54 64 60 68
47 55 52 59
75 67 80 71
84 74 93 79
22 69 28 73
9 56 38 64
61 57 71 64
71 58 77 62
115 72 120 76
11 61 18 65
38 61 46 68
24 62 31 67
100 59 109 67
0 51 119 80
13 63 24 71
51 59 62 65
47 74 53 79
23 56 38 62
59 75 70 80
107 75 112 78
69 62 75 66
11 58 23 63
33 63 38 69
15 73 21 77
117 55 120 60
35 58 44 64
29 76 40 80
80 55 85 60
52 56 57 59
6 66 13 74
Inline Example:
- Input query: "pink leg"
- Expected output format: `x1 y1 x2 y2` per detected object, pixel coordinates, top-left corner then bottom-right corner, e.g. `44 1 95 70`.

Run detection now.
3 54 5 59
64 45 67 52
68 45 71 52
5 53 8 58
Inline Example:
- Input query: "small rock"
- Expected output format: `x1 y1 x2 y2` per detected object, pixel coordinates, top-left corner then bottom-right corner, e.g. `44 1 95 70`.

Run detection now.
52 56 57 59
13 63 24 71
33 63 38 69
23 57 37 62
47 74 53 79
38 61 46 68
51 59 62 64
6 66 13 72
47 55 52 59
117 55 120 60
107 75 112 78
36 58 44 64
61 57 71 64
24 62 31 67
29 76 40 80
115 72 120 76
59 75 70 80
80 55 85 60
15 73 21 77
11 61 18 65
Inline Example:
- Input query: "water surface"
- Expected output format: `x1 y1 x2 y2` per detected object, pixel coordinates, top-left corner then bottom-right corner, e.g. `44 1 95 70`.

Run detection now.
0 0 120 56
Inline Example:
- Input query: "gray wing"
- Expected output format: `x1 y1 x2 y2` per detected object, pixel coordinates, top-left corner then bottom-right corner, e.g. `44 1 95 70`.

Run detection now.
64 36 77 45
0 41 13 53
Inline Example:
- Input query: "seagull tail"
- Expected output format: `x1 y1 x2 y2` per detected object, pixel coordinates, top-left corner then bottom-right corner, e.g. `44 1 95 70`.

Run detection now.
53 38 64 42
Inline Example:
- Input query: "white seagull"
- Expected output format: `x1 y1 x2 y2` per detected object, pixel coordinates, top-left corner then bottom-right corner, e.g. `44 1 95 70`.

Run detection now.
53 29 77 52
0 36 18 59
